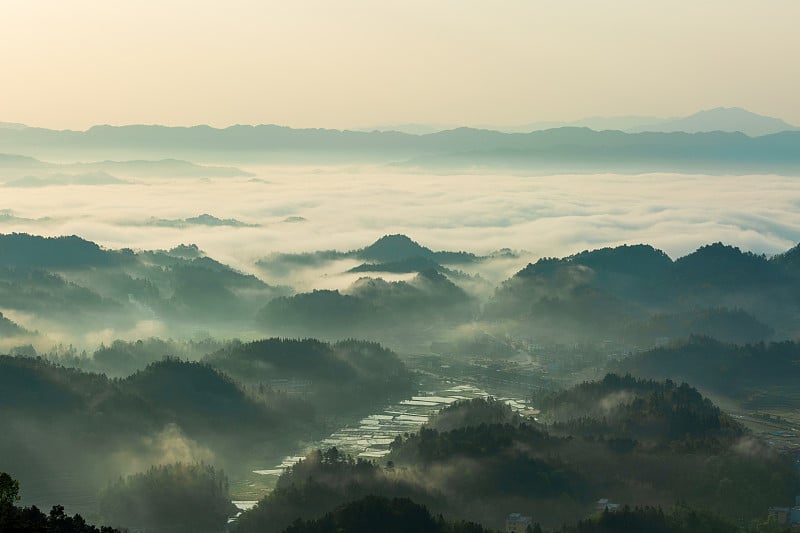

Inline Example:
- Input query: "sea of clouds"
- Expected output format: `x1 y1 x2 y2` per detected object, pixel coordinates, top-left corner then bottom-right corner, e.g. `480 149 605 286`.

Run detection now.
1 165 799 289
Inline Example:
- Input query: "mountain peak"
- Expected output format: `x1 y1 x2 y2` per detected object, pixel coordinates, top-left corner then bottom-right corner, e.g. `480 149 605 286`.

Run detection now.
632 107 798 136
358 234 434 262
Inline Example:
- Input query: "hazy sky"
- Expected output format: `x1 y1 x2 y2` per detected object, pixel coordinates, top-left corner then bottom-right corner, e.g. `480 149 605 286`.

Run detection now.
2 0 799 130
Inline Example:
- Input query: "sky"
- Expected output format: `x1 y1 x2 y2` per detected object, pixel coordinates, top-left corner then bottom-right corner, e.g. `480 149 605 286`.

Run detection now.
1 0 799 130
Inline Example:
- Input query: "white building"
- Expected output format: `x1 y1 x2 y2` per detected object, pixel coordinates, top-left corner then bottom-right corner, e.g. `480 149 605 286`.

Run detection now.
506 512 532 533
597 498 621 512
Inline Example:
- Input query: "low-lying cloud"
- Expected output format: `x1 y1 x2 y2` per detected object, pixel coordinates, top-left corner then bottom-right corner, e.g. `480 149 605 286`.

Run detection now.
1 165 799 291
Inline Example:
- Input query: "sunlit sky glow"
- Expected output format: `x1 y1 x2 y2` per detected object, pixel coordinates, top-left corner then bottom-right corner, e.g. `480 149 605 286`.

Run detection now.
2 0 799 130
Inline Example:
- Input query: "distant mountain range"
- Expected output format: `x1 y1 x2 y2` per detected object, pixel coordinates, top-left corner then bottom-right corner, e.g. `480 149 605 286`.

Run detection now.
373 107 799 137
0 153 252 180
141 213 258 228
627 107 799 136
2 109 800 173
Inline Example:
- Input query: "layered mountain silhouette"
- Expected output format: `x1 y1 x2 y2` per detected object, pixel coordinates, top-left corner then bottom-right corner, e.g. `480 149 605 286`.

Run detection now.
2 110 800 172
6 230 800 350
4 171 129 188
0 153 251 178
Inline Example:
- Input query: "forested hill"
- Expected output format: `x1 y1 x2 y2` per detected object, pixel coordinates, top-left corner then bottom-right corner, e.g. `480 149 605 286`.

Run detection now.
0 233 128 269
615 336 800 408
0 355 311 439
0 354 314 511
256 233 483 276
356 234 478 264
256 269 473 340
0 311 28 337
534 373 744 446
238 377 797 532
487 241 800 342
282 495 495 533
0 233 285 336
206 338 414 411
4 231 800 352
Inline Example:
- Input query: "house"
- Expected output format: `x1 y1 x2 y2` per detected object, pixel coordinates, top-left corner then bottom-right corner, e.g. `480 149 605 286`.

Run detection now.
597 498 621 512
506 512 532 533
655 336 671 347
767 506 800 528
768 507 790 525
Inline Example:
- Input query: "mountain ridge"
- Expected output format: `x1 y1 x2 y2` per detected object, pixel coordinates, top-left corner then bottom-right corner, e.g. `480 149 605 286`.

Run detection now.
9 107 798 137
3 119 800 173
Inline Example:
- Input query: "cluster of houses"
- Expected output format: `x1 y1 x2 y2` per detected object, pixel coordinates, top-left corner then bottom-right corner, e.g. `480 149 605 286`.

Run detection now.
505 499 621 532
505 513 533 533
509 495 800 531
768 496 800 529
595 498 622 512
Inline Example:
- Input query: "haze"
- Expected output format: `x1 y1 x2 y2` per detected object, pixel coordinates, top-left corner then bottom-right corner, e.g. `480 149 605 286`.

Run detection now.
2 168 798 274
2 0 800 130
4 3 800 532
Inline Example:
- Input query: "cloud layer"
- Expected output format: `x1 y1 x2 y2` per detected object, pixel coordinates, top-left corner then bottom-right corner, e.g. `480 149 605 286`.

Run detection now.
1 166 798 289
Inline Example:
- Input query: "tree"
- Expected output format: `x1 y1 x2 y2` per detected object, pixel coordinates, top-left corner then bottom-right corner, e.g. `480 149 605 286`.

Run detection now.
0 472 20 506
0 473 119 532
98 462 235 533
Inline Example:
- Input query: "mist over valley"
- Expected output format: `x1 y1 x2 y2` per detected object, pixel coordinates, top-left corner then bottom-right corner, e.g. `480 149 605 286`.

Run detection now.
4 3 800 527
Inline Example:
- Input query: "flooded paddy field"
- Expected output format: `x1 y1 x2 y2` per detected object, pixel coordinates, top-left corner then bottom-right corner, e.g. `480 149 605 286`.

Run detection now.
231 375 534 505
